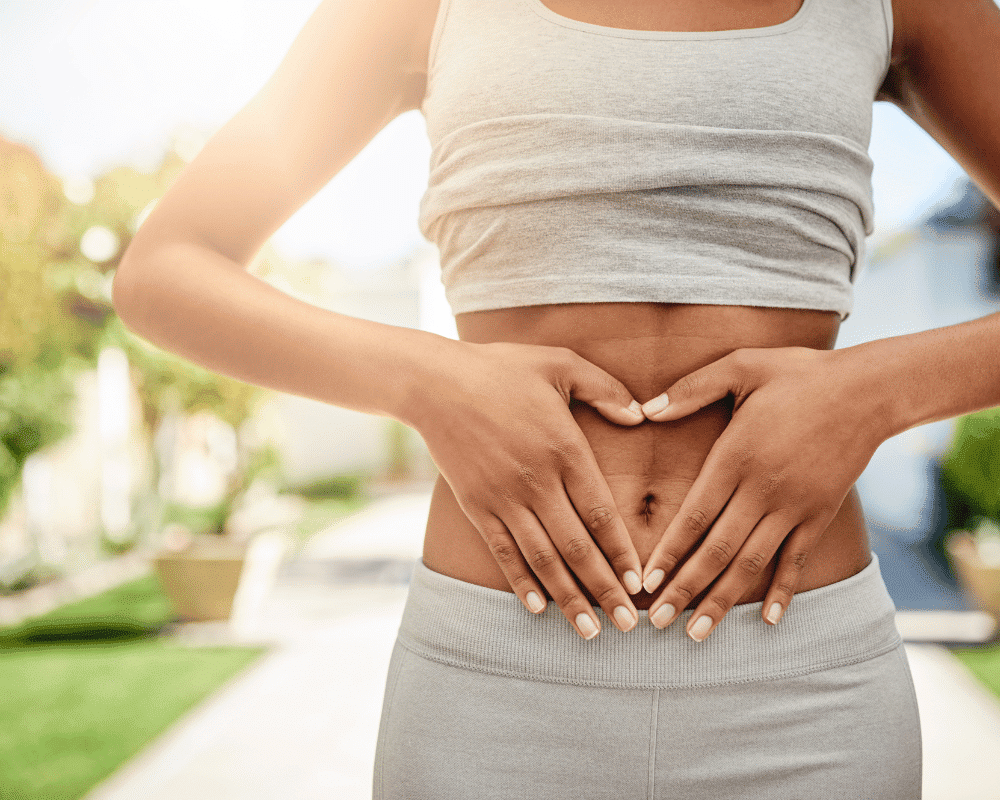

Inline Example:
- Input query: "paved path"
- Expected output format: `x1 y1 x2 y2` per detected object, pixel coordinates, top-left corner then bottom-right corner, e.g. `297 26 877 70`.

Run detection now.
86 492 1000 800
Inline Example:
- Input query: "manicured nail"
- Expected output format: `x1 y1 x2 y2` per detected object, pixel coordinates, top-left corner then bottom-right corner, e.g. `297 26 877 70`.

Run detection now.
643 568 665 593
765 602 783 625
689 615 713 641
623 570 642 594
626 400 644 420
641 393 670 418
576 612 599 640
650 603 676 628
526 591 545 613
613 605 637 631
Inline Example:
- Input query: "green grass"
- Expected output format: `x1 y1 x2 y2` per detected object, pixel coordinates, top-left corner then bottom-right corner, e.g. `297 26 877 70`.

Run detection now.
951 640 1000 702
290 494 370 544
0 491 367 798
0 574 267 800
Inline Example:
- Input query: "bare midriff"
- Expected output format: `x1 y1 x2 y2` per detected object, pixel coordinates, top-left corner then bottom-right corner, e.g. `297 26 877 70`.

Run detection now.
422 303 872 611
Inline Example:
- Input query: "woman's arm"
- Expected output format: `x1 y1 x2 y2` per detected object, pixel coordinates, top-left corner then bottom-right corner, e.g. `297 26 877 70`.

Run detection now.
113 0 645 638
856 311 1000 436
635 0 1000 640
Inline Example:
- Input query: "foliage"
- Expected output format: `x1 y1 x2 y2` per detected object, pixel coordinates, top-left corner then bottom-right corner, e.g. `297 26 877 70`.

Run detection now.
1 137 187 374
0 357 78 521
0 140 65 367
161 497 231 537
0 563 62 597
939 406 1000 532
102 313 264 440
951 640 1000 704
294 472 367 500
1 132 269 560
290 493 371 545
0 574 174 649
0 139 81 520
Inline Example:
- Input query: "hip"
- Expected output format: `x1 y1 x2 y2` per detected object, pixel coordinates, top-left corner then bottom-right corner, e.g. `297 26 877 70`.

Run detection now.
374 554 922 799
422 469 872 611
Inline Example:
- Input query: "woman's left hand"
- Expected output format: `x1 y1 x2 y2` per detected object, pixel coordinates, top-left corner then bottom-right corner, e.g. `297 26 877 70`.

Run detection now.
638 345 891 641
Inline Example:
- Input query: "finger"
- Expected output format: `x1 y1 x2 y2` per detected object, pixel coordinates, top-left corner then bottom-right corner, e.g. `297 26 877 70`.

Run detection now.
535 497 639 633
504 508 609 640
646 491 764 629
476 513 549 615
761 514 833 627
554 348 645 426
561 441 644 596
641 447 742 593
677 513 796 641
640 350 744 422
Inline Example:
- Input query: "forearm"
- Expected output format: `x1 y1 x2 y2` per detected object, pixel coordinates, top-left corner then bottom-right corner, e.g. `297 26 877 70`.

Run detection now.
112 239 453 425
839 310 1000 439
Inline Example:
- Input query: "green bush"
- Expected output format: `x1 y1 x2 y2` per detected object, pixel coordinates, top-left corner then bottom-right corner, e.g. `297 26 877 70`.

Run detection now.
0 574 174 649
0 356 78 521
294 471 366 500
940 406 1000 531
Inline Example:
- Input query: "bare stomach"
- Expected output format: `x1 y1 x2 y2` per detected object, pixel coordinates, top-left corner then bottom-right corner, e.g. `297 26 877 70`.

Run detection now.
422 302 872 611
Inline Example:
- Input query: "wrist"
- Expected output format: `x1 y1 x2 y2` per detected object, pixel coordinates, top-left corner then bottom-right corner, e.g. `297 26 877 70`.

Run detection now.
828 343 905 444
391 333 471 431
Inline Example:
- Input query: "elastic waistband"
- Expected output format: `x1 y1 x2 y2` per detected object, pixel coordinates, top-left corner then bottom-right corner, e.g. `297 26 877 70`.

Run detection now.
396 553 902 688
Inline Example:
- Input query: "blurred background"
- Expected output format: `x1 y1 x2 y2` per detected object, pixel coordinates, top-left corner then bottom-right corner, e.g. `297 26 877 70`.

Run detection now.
2 1 1000 798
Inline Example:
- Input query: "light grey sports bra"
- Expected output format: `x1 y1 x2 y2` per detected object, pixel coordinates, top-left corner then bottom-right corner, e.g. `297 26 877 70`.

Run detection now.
418 0 894 321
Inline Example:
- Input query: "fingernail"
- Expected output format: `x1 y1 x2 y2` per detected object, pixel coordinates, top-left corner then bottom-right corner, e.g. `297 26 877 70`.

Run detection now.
650 603 675 628
526 591 545 613
641 393 670 418
613 605 637 631
576 612 599 640
626 400 644 420
643 568 665 593
765 602 784 625
689 615 713 641
623 570 642 594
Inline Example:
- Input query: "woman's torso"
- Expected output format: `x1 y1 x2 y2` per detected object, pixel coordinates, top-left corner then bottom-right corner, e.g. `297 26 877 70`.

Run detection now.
418 0 889 610
424 302 872 611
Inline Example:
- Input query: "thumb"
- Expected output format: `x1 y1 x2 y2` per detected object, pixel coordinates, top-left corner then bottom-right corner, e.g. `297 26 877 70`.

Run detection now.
558 351 645 426
641 354 741 421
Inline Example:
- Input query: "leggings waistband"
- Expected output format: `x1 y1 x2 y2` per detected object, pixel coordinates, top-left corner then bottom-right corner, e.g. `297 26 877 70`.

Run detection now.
395 553 902 689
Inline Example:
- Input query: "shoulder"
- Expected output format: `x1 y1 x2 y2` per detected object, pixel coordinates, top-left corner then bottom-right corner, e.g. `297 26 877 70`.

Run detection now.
878 0 999 105
876 0 1000 210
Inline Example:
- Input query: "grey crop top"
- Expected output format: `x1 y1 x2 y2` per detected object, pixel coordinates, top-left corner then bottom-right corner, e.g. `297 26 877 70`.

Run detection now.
417 0 894 321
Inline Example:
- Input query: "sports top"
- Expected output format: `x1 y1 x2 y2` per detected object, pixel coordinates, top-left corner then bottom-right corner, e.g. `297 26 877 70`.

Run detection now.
417 0 894 321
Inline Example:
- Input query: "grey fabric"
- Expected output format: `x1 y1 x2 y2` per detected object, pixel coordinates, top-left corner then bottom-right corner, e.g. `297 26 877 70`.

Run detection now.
373 554 922 799
418 0 894 321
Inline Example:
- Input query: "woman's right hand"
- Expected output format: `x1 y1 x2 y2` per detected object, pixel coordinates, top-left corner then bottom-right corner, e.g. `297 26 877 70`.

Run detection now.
407 339 646 639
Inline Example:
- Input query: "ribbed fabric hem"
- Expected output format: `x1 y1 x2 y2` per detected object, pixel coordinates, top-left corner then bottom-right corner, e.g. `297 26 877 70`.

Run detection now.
445 275 854 322
396 553 902 689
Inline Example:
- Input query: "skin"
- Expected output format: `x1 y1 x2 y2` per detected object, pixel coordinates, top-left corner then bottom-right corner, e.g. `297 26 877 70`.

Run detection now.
634 0 1000 639
428 0 1000 640
113 0 1000 643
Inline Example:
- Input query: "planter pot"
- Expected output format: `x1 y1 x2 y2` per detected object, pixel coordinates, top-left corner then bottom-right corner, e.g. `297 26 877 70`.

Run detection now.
947 532 1000 620
154 540 247 622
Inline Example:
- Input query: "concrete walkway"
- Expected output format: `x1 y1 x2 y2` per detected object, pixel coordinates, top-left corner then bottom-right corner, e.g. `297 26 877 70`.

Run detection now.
86 491 1000 800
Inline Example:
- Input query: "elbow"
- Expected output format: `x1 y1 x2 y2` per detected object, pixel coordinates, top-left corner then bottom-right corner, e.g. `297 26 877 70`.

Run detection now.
112 239 157 328
110 265 130 318
112 233 163 325
111 255 140 326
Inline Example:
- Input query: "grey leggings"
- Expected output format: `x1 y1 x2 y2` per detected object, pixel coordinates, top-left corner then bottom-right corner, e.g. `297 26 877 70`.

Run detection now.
373 553 922 799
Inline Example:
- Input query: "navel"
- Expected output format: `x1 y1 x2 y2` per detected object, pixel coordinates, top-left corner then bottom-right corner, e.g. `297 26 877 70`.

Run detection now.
639 492 657 521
